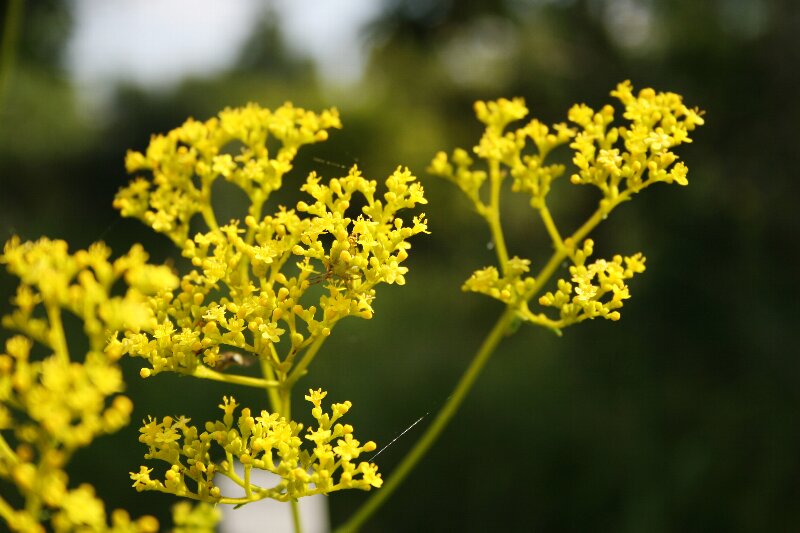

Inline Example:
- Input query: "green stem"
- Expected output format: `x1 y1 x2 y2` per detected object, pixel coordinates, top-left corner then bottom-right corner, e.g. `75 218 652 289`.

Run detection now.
247 198 264 245
257 335 303 533
192 365 278 389
486 160 510 270
244 464 252 498
24 459 43 521
237 197 264 289
279 386 291 420
286 335 327 388
220 463 246 488
538 204 565 253
334 307 517 533
45 303 69 364
145 486 266 506
523 194 627 303
335 193 630 532
200 204 219 234
516 305 564 330
261 358 282 412
291 500 303 533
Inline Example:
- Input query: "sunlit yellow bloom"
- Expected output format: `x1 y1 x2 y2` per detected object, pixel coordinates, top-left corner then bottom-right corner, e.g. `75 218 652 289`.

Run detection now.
430 83 703 333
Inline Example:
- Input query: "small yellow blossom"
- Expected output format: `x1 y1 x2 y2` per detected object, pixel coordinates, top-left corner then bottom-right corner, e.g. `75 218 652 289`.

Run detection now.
570 80 704 199
537 248 647 326
462 257 537 304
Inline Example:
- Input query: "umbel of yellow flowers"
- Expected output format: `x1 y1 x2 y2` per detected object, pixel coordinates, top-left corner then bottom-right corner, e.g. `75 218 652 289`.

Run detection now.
111 102 428 379
111 102 427 504
430 80 703 333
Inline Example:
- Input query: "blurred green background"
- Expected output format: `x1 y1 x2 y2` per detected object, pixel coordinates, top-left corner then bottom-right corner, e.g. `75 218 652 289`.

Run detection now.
1 0 799 531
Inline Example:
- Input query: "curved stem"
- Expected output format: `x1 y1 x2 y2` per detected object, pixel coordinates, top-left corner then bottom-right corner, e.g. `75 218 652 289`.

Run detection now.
538 204 565 254
516 305 564 331
334 307 517 533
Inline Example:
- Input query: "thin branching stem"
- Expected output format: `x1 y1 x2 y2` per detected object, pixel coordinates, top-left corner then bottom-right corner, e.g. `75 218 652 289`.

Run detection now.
193 365 279 389
291 500 303 533
486 159 510 270
260 357 282 412
286 335 327 387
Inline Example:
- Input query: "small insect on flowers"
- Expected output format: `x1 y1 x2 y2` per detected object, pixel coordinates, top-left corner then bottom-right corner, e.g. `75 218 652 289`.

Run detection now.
311 231 363 288
214 350 256 371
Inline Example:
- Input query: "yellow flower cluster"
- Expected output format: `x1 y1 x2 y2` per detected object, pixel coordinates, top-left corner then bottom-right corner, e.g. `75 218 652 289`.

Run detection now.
131 389 381 503
0 237 179 532
110 105 427 382
115 102 343 246
569 81 704 208
462 256 536 306
531 239 646 327
429 82 704 332
429 97 575 213
108 102 424 518
2 237 178 344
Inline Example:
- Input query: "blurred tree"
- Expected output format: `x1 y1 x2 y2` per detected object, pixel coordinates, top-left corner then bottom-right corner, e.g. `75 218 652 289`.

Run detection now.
0 0 99 243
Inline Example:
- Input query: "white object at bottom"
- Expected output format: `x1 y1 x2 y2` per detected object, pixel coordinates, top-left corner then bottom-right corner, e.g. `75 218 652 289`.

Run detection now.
217 465 330 533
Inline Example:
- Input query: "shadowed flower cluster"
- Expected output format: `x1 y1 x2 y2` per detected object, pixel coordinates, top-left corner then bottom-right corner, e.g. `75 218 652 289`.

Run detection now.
131 389 381 503
0 237 180 532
